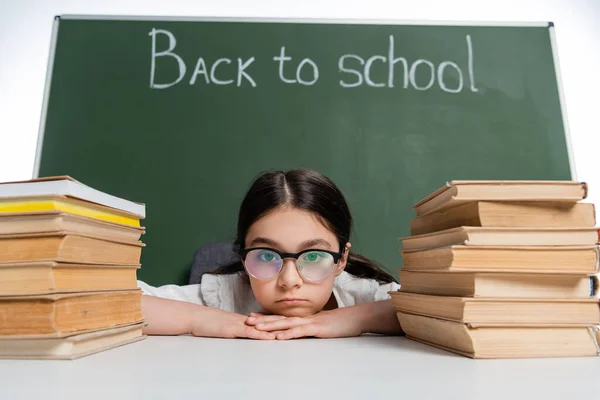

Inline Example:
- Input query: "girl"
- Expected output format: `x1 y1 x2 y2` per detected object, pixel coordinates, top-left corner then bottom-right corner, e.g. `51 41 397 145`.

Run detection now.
140 168 402 340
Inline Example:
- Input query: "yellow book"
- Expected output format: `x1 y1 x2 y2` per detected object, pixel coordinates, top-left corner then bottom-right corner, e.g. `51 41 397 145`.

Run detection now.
0 196 140 227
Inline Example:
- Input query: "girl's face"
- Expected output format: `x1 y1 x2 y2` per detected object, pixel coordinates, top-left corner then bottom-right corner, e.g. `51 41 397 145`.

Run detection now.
243 207 348 317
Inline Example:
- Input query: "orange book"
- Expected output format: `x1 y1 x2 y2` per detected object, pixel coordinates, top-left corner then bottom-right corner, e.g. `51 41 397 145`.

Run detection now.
390 292 600 325
0 323 145 360
397 312 600 359
400 226 598 250
0 232 144 264
398 271 597 298
401 245 599 273
0 212 144 241
413 181 587 216
0 290 143 336
0 261 140 295
409 201 595 236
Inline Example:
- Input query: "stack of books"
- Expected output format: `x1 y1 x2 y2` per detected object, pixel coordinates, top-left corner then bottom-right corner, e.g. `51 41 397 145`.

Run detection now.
391 181 600 359
0 176 146 359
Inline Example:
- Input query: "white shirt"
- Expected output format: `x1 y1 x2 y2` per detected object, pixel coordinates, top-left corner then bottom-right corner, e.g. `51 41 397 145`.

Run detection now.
138 271 400 315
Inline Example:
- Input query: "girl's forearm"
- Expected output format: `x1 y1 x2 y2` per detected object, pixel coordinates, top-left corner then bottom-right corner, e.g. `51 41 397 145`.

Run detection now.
141 295 204 335
359 299 404 335
141 295 272 340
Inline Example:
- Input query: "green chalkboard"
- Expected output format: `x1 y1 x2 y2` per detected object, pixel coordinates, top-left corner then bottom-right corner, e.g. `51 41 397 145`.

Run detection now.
37 16 573 285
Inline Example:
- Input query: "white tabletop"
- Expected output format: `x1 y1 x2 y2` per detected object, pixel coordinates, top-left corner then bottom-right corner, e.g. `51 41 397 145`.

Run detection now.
1 335 598 400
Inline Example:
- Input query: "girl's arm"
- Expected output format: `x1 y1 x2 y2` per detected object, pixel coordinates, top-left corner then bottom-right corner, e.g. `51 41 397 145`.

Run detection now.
358 299 403 335
246 299 403 339
141 295 275 339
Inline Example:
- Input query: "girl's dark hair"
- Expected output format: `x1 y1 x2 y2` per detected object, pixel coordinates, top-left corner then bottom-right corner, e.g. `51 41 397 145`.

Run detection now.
212 168 397 284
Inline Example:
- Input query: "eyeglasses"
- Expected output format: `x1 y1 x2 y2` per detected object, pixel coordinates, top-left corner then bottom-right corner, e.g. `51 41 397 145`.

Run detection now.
239 247 344 282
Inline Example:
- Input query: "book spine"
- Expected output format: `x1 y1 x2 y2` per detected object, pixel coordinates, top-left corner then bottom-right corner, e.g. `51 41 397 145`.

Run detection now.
588 327 600 356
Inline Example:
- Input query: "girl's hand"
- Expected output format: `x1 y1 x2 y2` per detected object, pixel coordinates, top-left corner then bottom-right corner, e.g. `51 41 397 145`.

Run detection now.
192 309 277 340
246 308 364 340
245 300 402 340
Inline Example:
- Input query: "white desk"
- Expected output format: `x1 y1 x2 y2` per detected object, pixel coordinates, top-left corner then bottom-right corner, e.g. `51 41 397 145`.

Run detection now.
1 335 598 400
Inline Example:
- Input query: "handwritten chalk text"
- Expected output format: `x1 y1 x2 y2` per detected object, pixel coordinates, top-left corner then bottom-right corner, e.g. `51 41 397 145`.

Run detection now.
149 29 479 94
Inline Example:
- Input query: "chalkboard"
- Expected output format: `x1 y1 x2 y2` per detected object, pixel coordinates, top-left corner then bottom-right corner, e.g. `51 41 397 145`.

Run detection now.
36 16 573 285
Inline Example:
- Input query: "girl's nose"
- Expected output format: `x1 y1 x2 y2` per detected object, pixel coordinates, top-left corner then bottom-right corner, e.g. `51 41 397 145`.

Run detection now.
277 259 303 289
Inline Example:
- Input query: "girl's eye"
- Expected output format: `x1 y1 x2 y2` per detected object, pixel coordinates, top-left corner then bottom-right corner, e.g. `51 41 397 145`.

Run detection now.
303 251 325 262
258 251 277 262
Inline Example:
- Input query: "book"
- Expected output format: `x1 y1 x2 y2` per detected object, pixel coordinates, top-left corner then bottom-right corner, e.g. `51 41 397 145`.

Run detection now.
0 212 144 242
413 181 588 216
0 290 143 336
0 261 140 295
401 245 599 273
0 323 145 360
0 232 144 264
400 227 599 250
410 201 595 236
397 312 600 358
0 196 141 227
0 176 145 218
398 270 598 298
390 292 600 325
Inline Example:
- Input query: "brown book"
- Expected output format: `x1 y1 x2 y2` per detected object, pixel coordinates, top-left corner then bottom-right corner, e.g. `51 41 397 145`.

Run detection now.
0 323 145 360
0 261 140 295
413 181 588 216
397 312 600 359
401 245 599 273
0 232 144 264
0 212 145 242
410 201 595 236
398 271 597 298
0 290 143 336
401 227 598 251
390 292 600 325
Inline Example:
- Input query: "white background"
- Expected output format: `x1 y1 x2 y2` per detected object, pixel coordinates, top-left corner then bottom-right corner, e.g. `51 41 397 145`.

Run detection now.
1 0 599 203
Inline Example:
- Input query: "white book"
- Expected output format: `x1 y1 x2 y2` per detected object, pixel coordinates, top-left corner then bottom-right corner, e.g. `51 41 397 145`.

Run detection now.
0 176 145 218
